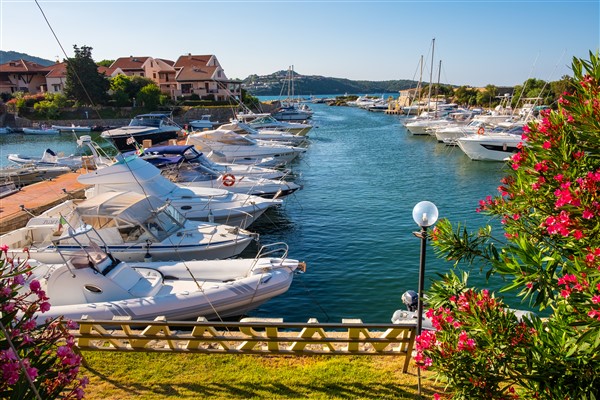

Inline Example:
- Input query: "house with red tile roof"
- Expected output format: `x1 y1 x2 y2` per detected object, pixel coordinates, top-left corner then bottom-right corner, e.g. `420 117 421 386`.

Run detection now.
0 59 53 94
172 54 241 101
0 54 241 102
108 56 178 97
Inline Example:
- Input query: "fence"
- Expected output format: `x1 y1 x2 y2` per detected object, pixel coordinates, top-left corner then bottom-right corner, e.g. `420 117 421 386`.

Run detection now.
70 316 417 373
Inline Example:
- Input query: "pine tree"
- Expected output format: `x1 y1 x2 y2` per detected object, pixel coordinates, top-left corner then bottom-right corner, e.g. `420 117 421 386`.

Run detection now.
64 45 110 105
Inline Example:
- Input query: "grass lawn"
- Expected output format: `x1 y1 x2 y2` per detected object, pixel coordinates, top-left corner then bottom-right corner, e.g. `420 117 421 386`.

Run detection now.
80 351 443 399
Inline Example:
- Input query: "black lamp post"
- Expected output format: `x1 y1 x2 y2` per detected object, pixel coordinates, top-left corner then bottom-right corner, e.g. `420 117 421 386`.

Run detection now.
412 200 438 396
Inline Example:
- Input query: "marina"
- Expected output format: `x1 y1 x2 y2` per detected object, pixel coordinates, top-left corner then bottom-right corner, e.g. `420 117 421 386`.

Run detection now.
0 100 511 323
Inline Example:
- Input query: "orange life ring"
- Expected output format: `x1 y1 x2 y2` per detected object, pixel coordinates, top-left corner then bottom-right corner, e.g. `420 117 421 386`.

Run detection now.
222 173 236 187
477 126 485 135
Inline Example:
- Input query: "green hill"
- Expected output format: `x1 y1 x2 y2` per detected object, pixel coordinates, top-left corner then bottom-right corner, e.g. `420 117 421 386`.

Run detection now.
242 70 418 96
0 50 55 66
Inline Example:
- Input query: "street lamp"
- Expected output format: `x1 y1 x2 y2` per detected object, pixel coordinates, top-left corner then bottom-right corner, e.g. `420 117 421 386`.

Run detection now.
412 200 439 336
412 200 438 397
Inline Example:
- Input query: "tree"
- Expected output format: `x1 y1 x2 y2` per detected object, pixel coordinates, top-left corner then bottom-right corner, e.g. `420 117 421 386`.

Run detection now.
418 51 600 399
452 86 478 107
64 45 109 106
136 84 161 110
109 75 155 106
96 59 114 68
476 84 499 108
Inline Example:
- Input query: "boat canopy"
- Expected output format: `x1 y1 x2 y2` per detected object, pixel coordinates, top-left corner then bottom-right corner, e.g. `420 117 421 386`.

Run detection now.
75 191 165 223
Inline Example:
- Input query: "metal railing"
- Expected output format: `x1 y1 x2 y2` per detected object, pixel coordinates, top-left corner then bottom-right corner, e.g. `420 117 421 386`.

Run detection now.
70 316 416 373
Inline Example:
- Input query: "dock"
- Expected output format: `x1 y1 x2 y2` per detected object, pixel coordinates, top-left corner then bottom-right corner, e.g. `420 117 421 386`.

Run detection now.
0 171 86 234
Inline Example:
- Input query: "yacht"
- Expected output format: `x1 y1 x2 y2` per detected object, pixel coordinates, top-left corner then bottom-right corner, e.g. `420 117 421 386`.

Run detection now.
101 113 182 150
78 156 280 229
456 127 524 161
186 129 306 166
0 191 256 262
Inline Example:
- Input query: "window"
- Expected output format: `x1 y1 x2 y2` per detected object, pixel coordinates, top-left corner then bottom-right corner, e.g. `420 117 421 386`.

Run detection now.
153 72 156 79
181 83 192 94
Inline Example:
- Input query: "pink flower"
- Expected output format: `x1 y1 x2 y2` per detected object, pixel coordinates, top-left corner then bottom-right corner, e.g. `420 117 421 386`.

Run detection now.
29 280 41 293
39 301 51 313
542 141 552 149
583 209 594 219
592 295 600 304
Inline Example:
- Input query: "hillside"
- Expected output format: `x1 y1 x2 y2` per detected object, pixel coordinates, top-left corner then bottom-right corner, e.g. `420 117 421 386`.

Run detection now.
1 51 419 96
0 50 55 66
243 70 419 96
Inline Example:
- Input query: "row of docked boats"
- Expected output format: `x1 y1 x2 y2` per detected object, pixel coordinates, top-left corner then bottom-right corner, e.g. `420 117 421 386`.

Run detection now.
399 100 533 161
401 92 551 162
1 110 314 325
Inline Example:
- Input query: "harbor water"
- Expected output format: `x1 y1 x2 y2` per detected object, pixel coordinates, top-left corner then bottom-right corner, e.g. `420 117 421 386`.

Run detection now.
0 103 516 323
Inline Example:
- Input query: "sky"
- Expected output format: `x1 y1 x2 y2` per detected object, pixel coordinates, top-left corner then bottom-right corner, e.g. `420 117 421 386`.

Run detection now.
1 0 599 87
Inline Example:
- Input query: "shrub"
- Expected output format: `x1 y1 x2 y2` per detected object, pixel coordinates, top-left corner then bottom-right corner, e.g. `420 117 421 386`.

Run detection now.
422 51 600 399
0 246 87 399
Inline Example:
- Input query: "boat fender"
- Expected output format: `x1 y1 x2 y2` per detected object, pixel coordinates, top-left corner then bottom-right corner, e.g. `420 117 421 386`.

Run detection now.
222 173 236 187
477 127 485 135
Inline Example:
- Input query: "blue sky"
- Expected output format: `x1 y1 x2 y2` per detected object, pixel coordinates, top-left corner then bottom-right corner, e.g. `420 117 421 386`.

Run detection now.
1 0 598 87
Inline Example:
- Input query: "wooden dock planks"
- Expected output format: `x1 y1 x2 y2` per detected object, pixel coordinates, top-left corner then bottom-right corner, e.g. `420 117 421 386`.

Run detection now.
0 171 87 234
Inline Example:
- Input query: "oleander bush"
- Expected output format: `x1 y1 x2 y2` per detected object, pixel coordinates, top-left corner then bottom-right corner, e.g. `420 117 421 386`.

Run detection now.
0 246 87 399
419 51 600 399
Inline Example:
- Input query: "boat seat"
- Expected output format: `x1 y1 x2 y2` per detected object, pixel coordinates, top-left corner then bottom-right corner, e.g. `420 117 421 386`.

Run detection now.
106 264 162 297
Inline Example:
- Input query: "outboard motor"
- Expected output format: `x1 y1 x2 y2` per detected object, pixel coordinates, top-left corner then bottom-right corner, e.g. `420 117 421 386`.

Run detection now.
402 290 419 312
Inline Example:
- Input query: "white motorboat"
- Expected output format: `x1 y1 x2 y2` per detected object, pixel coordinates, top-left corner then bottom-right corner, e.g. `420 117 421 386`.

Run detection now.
51 124 92 132
139 144 289 180
186 129 306 166
0 179 19 198
23 126 60 135
101 113 182 151
8 148 82 169
188 115 216 130
77 156 280 229
236 114 312 136
433 120 487 143
0 191 256 263
7 135 114 169
456 128 524 161
404 115 454 136
20 238 305 324
216 121 309 146
272 104 313 122
0 164 72 188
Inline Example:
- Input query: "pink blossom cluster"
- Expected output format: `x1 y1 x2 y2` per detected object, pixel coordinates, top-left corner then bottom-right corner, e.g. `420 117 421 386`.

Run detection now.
414 330 437 370
0 250 87 399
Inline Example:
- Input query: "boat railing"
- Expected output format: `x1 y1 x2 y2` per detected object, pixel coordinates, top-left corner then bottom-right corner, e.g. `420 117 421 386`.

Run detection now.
68 315 416 372
250 242 289 270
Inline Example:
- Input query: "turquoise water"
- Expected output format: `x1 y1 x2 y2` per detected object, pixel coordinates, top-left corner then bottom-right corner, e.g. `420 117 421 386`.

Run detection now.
244 103 511 322
0 104 515 323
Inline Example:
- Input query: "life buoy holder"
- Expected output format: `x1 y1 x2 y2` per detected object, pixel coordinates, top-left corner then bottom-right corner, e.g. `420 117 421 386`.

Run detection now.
222 173 236 187
477 127 485 135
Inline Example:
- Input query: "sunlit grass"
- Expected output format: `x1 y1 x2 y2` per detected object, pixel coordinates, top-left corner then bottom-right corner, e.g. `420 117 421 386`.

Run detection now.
81 351 443 399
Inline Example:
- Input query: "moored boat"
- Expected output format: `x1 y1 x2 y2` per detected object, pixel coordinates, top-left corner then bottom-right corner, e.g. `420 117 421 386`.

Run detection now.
18 237 305 324
0 190 256 263
101 112 181 151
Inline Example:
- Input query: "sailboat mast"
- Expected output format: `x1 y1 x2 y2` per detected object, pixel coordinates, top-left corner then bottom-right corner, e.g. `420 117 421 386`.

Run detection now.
426 38 435 112
435 59 442 115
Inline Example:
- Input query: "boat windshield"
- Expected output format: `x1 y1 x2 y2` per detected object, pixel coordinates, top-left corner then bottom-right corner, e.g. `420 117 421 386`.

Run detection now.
130 117 162 128
248 116 278 125
142 204 185 241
